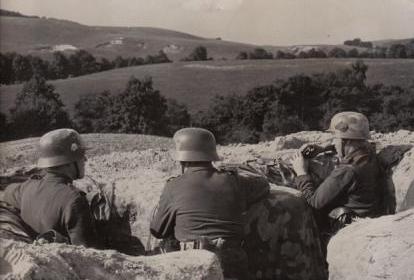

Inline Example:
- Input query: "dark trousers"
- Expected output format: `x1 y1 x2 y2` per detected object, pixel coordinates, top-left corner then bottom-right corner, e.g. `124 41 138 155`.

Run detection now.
180 239 249 280
214 247 249 280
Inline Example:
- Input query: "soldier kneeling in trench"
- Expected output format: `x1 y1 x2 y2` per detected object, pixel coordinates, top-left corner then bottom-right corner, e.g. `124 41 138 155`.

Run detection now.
150 127 270 280
3 129 98 247
291 112 384 253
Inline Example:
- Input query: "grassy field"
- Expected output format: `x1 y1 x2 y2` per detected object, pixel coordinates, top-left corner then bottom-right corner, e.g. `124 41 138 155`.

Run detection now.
1 14 413 116
1 58 414 115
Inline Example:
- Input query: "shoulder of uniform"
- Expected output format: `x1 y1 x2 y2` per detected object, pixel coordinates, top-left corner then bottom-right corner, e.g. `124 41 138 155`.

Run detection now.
335 164 355 173
332 164 357 180
64 182 87 196
166 174 182 183
215 165 239 176
29 174 43 180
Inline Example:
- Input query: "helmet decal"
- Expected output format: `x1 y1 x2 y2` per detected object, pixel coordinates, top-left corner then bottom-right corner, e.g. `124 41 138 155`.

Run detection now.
335 121 349 132
71 143 79 152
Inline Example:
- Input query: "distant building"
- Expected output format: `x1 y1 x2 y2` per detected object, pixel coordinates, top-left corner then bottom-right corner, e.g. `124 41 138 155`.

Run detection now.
110 37 124 45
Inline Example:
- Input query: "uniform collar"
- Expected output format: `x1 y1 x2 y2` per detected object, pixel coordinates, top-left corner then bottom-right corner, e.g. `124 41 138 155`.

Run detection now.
184 166 216 174
44 172 73 184
342 148 372 165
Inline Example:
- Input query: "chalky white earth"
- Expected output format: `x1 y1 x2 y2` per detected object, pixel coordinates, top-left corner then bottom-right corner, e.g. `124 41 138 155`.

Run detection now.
0 130 413 280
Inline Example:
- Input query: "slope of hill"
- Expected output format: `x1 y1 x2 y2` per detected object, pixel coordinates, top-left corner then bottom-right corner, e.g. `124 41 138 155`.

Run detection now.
0 9 38 18
1 12 390 62
372 38 414 48
0 15 263 61
1 58 414 115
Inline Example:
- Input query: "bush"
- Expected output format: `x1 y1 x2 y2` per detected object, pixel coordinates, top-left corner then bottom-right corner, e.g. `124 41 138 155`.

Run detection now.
344 38 373 48
73 91 115 133
248 48 273 59
307 48 327 58
196 60 401 144
9 76 72 139
387 44 407 58
183 46 209 61
0 52 15 84
236 52 248 60
0 50 171 84
347 48 359 58
262 102 307 140
370 85 414 132
164 99 191 136
0 112 8 141
196 94 246 144
328 47 347 58
74 76 189 136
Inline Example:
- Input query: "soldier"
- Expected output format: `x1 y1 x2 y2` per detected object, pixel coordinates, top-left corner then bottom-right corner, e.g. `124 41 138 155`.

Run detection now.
4 128 97 247
292 112 383 245
150 127 270 280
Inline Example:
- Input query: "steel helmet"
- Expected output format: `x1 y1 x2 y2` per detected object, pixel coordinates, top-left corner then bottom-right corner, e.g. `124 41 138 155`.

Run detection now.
327 111 371 140
173 127 220 162
37 128 88 168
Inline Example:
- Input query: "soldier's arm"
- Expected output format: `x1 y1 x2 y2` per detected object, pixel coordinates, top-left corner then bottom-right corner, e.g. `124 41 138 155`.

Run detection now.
238 173 270 207
295 166 356 210
150 184 176 239
3 182 26 209
64 194 98 247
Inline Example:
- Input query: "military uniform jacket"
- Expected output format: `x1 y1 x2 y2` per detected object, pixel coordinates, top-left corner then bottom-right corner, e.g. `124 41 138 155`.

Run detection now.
150 166 270 241
294 148 382 217
3 172 96 246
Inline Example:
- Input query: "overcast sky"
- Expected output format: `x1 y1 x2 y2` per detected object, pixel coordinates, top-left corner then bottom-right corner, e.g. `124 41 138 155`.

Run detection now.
2 0 414 45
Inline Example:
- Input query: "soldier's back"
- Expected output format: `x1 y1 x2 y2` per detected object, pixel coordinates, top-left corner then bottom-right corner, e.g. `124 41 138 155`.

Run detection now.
18 173 83 237
166 166 244 241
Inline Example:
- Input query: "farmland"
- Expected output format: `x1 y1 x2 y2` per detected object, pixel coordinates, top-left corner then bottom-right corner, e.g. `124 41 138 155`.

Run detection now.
1 58 414 115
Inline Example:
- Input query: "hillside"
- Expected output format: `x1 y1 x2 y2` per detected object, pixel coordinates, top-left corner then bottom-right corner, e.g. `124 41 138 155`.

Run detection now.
0 15 266 61
372 38 414 48
0 12 388 62
2 58 414 115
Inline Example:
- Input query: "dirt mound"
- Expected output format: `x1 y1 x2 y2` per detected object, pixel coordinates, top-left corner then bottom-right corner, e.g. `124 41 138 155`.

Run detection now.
76 164 328 279
0 238 223 280
390 148 414 212
1 130 413 279
327 208 414 280
0 134 173 172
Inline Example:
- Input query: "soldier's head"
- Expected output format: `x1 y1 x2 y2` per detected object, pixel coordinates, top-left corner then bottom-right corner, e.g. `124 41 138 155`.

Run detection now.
173 127 220 169
327 111 371 159
37 128 88 180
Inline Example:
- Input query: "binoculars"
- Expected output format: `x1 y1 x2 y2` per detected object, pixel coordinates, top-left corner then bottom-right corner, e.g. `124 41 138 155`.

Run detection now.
301 144 336 159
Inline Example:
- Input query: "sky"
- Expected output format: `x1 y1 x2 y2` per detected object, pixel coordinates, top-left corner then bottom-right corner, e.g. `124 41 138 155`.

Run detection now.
1 0 414 46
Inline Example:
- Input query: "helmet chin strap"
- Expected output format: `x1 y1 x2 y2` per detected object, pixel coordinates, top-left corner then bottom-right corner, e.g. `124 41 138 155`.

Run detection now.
336 139 345 160
74 161 80 179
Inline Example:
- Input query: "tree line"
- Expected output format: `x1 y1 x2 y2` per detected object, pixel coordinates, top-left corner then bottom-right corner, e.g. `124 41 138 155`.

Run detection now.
195 60 414 144
0 50 171 85
2 40 413 85
343 38 373 48
236 40 414 60
0 75 190 141
1 61 413 143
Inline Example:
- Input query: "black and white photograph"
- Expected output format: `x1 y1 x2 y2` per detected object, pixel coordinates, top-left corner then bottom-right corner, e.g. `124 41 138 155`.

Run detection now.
0 0 413 279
